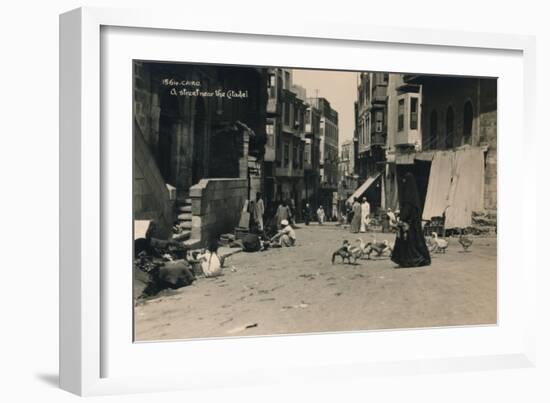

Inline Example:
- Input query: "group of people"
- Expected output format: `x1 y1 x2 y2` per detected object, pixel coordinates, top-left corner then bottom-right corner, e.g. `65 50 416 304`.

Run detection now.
247 171 432 268
274 200 329 228
301 203 329 226
348 197 371 233
245 194 297 249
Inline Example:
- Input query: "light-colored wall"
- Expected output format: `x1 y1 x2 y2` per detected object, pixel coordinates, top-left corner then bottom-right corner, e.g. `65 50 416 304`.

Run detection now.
386 73 405 152
479 79 498 210
189 178 248 246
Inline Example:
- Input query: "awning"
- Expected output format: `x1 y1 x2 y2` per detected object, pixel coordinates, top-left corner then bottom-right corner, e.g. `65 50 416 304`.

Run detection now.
346 173 381 205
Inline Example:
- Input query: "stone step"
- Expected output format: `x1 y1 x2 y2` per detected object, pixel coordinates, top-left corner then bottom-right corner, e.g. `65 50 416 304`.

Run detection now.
178 205 192 213
177 213 192 221
178 221 192 230
184 198 192 204
172 230 191 241
183 238 201 249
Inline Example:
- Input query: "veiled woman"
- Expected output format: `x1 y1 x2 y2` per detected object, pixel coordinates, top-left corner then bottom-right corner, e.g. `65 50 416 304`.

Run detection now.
350 197 362 233
391 172 431 268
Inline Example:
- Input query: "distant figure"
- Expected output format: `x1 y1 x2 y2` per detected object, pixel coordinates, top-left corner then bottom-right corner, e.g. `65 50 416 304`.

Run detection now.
275 201 291 229
346 205 353 225
248 200 256 231
288 198 296 225
253 192 265 232
271 219 296 247
316 206 325 225
303 203 311 225
350 197 362 233
391 172 431 268
360 197 370 233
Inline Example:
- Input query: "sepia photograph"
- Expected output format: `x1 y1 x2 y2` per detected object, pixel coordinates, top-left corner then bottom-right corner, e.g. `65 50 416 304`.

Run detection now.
132 61 497 341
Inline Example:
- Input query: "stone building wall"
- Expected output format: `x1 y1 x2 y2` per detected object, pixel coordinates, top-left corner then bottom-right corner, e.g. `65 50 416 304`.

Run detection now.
133 120 175 239
479 79 498 211
133 61 269 241
420 77 480 149
189 178 248 246
420 77 497 211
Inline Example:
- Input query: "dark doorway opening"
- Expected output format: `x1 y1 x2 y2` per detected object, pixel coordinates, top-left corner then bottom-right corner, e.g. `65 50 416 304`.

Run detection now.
445 106 454 149
192 99 206 185
158 92 180 185
463 101 473 145
209 128 240 178
429 110 438 149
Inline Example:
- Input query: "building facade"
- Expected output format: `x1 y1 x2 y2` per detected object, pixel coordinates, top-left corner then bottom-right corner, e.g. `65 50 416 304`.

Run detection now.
385 73 497 230
338 139 358 211
133 61 267 242
353 72 389 211
308 97 339 218
264 68 308 220
304 103 322 209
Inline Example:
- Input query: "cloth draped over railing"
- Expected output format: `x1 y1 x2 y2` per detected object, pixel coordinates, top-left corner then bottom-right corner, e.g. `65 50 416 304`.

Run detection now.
422 147 485 229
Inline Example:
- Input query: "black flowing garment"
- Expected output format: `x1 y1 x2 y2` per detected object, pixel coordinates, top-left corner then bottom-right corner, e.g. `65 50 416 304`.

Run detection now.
391 172 431 268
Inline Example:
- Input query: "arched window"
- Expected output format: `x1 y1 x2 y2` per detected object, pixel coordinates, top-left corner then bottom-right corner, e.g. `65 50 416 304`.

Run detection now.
463 101 473 145
445 106 454 149
430 110 438 149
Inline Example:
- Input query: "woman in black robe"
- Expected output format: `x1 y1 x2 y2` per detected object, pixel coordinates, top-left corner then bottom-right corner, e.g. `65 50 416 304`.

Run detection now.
391 172 431 268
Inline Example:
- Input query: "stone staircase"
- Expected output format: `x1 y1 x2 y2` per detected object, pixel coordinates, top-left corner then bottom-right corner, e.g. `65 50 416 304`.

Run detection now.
172 197 193 242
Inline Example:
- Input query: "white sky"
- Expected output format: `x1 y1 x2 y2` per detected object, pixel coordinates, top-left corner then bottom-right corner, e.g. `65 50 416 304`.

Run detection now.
291 68 359 147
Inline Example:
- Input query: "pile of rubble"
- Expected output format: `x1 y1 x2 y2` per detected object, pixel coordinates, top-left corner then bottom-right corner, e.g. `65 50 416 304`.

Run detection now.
134 239 196 300
134 221 246 301
470 210 497 235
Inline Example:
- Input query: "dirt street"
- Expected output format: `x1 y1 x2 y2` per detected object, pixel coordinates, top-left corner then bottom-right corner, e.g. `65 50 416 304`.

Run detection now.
134 224 497 341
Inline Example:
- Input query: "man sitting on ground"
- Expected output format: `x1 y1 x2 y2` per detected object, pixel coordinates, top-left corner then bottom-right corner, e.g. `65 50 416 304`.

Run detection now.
270 219 296 247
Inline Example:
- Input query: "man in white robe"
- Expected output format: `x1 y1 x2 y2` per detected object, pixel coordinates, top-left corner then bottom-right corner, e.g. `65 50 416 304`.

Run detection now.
360 197 370 233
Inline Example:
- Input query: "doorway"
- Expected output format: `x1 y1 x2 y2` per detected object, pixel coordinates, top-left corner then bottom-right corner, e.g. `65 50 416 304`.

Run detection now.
157 91 180 185
192 98 206 185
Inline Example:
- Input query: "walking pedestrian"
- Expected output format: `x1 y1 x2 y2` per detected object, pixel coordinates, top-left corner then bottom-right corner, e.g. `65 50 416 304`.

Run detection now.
346 204 353 225
316 205 325 225
360 197 370 233
391 172 431 268
253 192 265 232
303 203 311 225
275 200 291 229
350 197 362 233
288 198 296 226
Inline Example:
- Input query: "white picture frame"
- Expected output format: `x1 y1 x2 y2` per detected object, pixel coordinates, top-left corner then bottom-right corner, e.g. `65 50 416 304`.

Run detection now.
60 6 537 396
